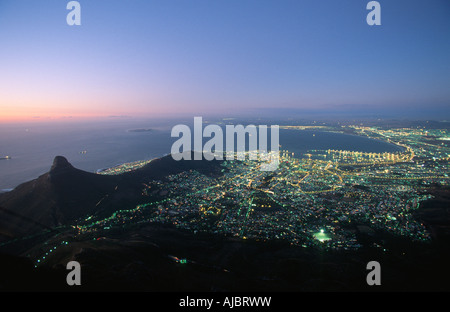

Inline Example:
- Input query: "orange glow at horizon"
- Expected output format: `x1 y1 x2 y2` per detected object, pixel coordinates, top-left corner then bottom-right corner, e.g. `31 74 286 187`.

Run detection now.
0 97 202 123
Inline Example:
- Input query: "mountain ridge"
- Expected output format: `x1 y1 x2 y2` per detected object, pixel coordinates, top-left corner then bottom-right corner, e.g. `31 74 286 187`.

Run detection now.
0 152 223 242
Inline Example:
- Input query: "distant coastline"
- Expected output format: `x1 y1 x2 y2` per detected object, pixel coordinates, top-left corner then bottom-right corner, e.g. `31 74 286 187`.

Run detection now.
127 128 153 133
0 122 414 190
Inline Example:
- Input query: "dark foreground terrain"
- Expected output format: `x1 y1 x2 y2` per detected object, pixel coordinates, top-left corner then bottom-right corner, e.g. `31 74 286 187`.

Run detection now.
2 221 450 292
1 156 450 292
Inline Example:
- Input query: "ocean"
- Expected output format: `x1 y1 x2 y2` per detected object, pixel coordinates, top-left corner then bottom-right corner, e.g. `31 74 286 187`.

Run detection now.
0 118 403 190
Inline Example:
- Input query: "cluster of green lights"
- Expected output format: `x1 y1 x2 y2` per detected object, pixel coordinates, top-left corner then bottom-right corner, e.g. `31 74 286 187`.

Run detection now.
78 182 221 232
34 240 69 268
313 229 331 243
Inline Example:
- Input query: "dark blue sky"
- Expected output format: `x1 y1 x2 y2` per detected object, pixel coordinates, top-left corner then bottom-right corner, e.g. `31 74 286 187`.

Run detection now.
0 0 449 121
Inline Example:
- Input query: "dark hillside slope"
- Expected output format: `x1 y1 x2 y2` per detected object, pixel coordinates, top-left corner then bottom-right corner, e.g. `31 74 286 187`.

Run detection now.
0 152 223 241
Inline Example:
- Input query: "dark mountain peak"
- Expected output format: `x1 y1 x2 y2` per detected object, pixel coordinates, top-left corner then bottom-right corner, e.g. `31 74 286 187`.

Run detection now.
50 156 74 173
0 152 224 241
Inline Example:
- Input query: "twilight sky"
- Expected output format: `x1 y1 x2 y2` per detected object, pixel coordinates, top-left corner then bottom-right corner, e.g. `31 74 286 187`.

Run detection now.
0 0 449 121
